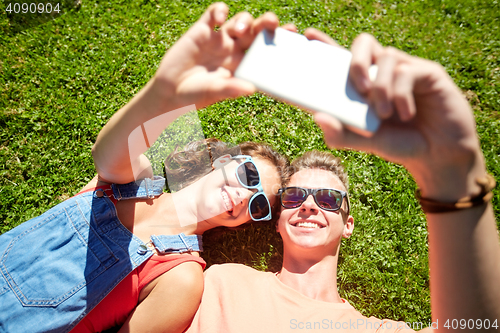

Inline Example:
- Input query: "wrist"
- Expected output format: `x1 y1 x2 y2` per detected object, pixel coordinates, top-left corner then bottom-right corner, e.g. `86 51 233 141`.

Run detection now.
416 174 495 213
147 75 180 115
411 150 487 202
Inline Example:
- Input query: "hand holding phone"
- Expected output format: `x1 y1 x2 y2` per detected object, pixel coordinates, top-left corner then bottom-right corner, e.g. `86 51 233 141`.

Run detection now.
235 28 379 136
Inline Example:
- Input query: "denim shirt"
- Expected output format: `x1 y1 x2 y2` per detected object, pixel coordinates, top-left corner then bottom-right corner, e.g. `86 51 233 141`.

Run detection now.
0 176 202 333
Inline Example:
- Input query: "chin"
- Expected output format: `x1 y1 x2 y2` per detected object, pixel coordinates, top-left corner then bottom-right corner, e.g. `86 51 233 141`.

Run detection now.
286 236 323 249
286 233 339 251
220 220 246 229
295 242 324 250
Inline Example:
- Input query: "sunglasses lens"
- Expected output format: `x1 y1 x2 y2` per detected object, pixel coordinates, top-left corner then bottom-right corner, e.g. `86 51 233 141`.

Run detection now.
237 162 260 187
281 188 307 208
315 189 342 211
250 193 270 220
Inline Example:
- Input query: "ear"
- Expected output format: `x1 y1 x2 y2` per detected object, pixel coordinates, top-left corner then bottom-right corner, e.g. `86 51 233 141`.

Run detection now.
342 215 354 238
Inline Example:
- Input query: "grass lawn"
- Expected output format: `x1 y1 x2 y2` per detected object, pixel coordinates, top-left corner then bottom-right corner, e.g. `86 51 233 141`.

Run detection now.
1 0 499 326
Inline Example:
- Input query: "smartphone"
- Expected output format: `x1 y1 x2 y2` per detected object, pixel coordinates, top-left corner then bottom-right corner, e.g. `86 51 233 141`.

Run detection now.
235 28 380 136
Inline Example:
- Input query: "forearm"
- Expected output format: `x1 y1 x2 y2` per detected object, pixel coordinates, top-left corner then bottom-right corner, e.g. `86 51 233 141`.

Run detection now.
312 29 500 330
421 154 500 328
92 78 192 184
427 203 500 328
92 5 276 184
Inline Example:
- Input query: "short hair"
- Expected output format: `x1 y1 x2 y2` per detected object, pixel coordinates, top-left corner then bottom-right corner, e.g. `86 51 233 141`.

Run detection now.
289 150 349 192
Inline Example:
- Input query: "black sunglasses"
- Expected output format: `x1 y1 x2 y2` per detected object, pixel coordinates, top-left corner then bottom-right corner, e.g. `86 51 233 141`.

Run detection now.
278 187 350 214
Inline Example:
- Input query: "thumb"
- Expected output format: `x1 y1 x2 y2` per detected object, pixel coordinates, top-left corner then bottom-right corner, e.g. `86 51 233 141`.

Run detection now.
210 78 256 102
314 112 376 154
304 28 342 48
313 113 346 147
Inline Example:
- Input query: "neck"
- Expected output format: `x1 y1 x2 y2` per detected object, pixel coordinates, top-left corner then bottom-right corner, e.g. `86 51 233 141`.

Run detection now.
145 193 198 235
278 248 343 303
154 184 223 235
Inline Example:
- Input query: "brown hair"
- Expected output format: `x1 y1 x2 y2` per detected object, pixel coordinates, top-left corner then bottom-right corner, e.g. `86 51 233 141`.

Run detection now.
164 138 289 222
289 150 349 192
164 138 239 191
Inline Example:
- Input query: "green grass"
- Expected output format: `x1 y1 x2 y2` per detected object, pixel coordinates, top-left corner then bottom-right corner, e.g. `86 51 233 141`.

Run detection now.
1 0 499 325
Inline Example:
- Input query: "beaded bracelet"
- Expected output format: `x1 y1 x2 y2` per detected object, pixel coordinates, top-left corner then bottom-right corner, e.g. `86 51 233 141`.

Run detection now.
416 174 496 213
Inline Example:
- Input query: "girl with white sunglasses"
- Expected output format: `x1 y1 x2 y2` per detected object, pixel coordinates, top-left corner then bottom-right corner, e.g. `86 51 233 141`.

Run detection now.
0 4 288 333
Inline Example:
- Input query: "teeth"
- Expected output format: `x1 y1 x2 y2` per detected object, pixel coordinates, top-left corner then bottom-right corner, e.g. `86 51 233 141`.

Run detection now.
221 189 233 212
295 222 321 229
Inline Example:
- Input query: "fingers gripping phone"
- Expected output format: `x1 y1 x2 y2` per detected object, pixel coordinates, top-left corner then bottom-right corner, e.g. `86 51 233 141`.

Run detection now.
235 28 380 136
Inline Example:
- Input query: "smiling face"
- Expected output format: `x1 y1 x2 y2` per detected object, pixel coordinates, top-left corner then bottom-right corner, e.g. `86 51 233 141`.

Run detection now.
276 168 354 256
201 156 281 228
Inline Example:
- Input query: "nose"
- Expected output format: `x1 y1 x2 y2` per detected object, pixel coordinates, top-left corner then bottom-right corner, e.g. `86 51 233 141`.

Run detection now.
231 186 254 206
299 194 319 212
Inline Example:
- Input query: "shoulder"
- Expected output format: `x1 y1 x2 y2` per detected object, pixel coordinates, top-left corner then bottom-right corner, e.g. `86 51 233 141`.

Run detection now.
204 264 271 283
199 264 276 307
205 263 267 274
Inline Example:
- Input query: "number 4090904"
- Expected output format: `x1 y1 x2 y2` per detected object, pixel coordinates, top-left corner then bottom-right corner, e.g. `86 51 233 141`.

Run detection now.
5 2 61 14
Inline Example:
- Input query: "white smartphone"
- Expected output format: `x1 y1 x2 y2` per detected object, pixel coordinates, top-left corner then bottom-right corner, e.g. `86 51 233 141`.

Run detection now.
235 28 380 136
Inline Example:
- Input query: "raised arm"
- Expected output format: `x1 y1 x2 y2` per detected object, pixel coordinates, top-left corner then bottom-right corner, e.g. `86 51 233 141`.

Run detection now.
307 30 500 330
92 3 279 184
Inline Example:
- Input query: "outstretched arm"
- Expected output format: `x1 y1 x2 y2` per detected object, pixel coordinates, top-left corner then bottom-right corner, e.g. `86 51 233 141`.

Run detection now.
307 30 500 330
92 3 279 184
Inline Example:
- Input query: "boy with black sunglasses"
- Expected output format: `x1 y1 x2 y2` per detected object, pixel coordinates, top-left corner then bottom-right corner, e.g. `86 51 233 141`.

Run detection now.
185 25 500 333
